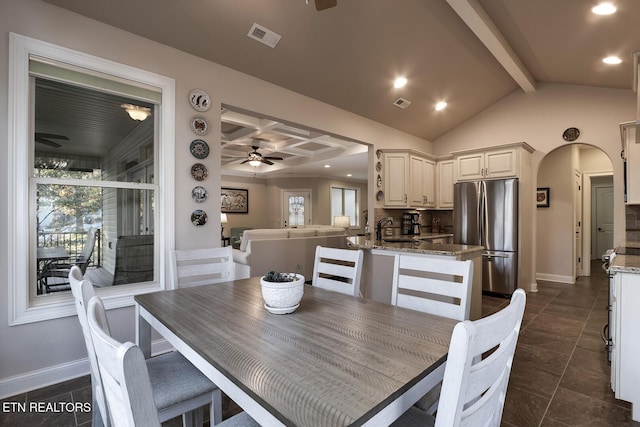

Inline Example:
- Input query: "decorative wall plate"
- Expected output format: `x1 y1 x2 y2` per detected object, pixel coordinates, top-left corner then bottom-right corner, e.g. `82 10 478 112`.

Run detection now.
377 175 382 187
376 190 384 201
190 139 210 159
191 209 208 226
562 127 580 141
190 116 209 135
189 89 211 112
376 161 382 172
192 186 208 203
191 163 208 181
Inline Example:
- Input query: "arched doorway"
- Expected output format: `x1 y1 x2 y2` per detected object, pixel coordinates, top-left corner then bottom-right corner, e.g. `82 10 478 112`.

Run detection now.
536 144 613 284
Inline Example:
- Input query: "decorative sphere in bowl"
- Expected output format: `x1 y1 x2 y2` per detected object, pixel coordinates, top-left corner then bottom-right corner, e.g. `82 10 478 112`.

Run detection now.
260 274 304 310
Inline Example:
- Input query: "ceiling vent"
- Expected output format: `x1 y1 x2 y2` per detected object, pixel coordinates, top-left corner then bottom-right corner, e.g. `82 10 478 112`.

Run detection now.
247 23 281 48
393 97 412 109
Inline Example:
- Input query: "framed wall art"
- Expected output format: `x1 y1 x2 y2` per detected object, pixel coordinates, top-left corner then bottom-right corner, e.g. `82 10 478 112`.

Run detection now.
221 188 248 213
536 187 550 208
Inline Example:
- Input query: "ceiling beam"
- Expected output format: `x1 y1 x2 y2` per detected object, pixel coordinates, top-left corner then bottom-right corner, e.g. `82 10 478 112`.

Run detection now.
446 0 536 93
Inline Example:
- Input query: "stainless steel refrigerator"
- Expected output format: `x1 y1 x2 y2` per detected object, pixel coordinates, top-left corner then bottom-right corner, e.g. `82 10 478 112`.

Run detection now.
453 178 518 296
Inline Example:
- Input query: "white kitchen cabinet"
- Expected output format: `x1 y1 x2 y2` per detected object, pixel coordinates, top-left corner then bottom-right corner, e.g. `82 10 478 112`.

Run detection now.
437 158 454 209
383 152 408 207
409 155 435 208
456 147 517 181
453 143 534 182
611 269 640 421
621 122 640 204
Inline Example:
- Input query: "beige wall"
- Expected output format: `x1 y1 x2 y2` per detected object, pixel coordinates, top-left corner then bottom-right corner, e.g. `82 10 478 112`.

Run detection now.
0 0 427 391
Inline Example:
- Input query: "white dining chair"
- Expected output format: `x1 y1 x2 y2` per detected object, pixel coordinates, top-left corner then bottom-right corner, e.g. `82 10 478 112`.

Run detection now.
391 255 473 413
86 295 260 427
391 288 527 427
69 266 222 427
311 246 364 296
391 255 473 321
170 246 234 288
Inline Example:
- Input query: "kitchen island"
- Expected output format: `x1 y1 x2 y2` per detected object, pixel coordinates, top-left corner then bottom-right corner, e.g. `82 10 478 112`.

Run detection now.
347 236 485 320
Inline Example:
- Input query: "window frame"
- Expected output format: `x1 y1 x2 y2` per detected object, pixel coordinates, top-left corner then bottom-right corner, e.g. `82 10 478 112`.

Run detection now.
330 186 359 228
8 33 175 325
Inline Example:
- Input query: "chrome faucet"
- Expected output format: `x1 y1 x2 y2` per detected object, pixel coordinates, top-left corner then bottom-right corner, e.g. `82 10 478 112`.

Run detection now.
376 217 393 241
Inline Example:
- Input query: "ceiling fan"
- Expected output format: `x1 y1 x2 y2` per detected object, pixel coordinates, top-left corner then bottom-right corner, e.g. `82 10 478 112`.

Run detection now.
35 132 69 148
308 0 337 11
240 146 284 166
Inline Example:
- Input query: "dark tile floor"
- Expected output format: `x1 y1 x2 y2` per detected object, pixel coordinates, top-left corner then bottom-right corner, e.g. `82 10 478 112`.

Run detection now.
2 261 638 426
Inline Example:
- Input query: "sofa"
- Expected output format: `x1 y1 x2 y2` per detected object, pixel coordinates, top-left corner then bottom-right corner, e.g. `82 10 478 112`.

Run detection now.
232 226 348 280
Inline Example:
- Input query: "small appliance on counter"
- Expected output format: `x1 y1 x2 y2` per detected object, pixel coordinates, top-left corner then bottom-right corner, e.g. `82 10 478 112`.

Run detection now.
402 212 412 235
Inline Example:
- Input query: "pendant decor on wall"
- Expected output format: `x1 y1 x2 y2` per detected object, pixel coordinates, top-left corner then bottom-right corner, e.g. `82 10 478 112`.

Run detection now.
562 127 580 142
191 209 208 226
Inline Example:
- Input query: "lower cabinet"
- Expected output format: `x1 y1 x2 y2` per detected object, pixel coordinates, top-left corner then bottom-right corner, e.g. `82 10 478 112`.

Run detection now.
611 270 640 421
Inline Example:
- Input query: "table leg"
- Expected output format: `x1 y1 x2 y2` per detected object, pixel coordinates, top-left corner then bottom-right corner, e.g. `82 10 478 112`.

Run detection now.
135 304 152 359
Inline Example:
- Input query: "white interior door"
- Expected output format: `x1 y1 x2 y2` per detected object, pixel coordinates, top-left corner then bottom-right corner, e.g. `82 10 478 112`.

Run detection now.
595 185 614 257
283 190 311 228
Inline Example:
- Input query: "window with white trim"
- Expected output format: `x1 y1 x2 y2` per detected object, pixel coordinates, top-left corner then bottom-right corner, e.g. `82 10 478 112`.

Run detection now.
330 187 359 227
8 34 175 324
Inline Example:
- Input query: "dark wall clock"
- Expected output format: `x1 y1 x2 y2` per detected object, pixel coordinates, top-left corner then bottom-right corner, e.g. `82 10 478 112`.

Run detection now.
562 127 580 141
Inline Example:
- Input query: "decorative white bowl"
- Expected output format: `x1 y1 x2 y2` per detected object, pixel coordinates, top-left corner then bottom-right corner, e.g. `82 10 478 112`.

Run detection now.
260 274 304 311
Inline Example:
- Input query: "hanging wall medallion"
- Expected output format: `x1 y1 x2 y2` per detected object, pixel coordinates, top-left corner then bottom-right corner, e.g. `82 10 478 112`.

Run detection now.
191 163 208 181
190 116 209 136
188 89 211 112
190 139 210 159
192 186 208 203
191 209 208 226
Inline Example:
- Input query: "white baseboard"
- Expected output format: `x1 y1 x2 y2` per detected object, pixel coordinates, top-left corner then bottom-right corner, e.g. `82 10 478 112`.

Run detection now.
0 338 173 400
536 273 575 284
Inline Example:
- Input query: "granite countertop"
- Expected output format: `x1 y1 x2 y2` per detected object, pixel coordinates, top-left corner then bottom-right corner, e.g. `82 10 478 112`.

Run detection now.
346 236 484 256
609 240 640 274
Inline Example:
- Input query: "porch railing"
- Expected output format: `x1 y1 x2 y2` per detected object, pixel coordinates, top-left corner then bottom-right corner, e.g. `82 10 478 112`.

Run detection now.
37 229 102 267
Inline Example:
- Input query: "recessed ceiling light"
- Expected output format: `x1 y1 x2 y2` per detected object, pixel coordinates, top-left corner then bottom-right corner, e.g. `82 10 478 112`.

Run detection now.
393 77 407 89
435 101 448 111
603 56 622 64
346 173 352 177
324 164 331 168
592 2 616 15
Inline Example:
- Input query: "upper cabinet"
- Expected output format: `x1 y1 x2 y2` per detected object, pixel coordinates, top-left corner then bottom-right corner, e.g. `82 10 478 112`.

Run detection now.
382 151 436 208
621 122 640 204
437 157 454 209
453 143 534 182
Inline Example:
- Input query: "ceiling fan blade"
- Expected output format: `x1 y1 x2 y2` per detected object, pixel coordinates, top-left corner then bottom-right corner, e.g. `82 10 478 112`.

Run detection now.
263 156 284 161
35 136 62 148
240 159 251 165
315 0 337 10
261 158 274 166
35 133 69 141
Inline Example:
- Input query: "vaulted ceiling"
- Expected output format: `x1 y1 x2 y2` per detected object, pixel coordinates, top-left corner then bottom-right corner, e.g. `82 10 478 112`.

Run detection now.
43 0 640 143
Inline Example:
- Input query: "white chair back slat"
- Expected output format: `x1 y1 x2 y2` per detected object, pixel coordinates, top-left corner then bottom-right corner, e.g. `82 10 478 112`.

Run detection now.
392 255 473 321
434 288 526 427
312 246 364 296
170 246 234 288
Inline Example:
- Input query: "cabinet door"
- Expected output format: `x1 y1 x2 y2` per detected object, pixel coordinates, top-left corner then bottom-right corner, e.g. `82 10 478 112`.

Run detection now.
409 156 425 206
457 152 485 181
485 148 517 178
424 159 436 208
437 160 454 208
384 153 408 206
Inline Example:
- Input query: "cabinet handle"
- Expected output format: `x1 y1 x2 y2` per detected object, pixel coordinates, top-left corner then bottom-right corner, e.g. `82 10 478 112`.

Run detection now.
404 194 407 203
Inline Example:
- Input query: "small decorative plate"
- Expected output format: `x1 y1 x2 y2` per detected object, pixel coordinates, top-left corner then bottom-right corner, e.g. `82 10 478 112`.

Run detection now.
376 161 382 172
190 139 210 159
191 163 208 181
188 89 211 112
376 190 384 201
376 149 382 159
192 186 208 203
190 116 209 135
377 175 382 187
191 209 208 226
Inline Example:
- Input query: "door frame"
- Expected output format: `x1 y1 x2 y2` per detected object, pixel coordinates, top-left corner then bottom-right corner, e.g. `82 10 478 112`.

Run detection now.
282 189 312 228
582 171 614 276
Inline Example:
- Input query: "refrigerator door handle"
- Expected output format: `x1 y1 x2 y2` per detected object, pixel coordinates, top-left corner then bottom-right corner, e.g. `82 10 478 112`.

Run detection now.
483 252 509 259
479 181 487 246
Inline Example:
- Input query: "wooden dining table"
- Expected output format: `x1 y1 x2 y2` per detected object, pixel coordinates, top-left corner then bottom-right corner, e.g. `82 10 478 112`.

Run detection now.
135 277 457 427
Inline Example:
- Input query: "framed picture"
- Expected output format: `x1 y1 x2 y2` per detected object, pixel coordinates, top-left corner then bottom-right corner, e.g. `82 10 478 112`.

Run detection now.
221 188 248 213
536 187 550 208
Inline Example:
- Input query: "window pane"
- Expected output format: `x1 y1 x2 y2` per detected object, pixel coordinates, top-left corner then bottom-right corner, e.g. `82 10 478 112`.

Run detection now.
331 188 342 221
344 189 357 226
288 196 305 227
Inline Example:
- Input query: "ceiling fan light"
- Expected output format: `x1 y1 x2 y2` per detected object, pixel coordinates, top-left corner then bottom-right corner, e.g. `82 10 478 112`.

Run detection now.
248 159 262 167
121 103 152 121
